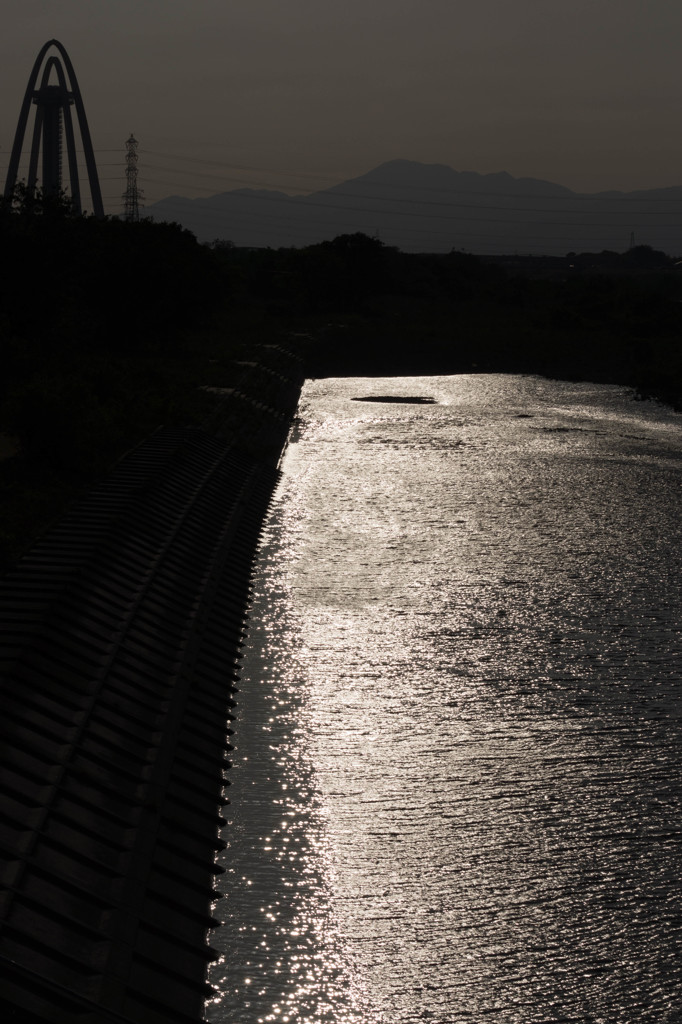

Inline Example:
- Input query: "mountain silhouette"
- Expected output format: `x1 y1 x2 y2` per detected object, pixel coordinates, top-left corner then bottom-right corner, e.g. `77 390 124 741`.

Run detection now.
146 159 682 255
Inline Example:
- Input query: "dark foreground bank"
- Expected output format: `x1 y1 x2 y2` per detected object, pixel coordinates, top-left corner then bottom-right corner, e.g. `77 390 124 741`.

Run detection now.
0 355 303 1024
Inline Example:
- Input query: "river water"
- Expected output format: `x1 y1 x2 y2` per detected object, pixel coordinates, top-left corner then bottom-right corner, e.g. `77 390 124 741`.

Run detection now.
206 374 682 1024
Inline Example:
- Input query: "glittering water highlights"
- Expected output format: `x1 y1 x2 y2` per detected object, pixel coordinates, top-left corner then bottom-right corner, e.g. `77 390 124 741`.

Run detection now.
207 374 682 1023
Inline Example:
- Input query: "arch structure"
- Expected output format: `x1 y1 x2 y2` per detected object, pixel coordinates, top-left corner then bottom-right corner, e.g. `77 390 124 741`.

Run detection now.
3 39 104 217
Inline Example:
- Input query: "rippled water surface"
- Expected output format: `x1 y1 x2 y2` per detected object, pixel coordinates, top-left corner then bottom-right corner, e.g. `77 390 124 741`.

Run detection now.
207 375 682 1023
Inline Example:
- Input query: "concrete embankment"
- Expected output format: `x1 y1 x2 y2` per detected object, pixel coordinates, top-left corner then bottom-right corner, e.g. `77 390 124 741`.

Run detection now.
0 346 304 1023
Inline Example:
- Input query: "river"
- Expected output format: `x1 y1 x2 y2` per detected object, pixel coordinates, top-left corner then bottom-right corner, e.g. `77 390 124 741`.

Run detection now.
206 374 682 1024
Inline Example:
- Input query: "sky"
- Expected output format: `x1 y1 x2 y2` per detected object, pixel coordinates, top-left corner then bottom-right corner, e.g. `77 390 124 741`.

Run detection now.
2 0 682 215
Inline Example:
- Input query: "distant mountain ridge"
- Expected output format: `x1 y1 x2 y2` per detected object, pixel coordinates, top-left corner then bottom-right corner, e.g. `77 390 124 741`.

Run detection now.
146 159 682 255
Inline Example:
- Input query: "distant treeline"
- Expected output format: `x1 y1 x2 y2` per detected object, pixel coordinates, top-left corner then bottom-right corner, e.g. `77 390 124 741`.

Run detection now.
214 233 682 405
1 197 681 566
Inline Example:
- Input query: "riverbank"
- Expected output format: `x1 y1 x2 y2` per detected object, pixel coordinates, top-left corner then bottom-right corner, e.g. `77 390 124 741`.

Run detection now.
0 326 308 575
0 347 304 1024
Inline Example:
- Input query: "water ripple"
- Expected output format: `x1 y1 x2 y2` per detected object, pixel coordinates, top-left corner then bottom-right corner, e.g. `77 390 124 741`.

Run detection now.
209 375 682 1023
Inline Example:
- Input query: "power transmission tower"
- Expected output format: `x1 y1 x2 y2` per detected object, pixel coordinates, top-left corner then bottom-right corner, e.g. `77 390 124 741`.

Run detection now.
122 134 143 222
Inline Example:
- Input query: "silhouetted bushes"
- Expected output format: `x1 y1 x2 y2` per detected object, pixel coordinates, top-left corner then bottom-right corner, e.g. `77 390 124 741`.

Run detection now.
0 195 225 356
0 190 231 436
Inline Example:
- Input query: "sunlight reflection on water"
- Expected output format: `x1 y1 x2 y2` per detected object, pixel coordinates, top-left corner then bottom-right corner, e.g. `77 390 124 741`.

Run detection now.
208 375 682 1023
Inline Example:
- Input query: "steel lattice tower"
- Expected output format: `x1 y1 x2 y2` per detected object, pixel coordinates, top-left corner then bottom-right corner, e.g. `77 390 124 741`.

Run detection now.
123 134 143 222
3 39 104 216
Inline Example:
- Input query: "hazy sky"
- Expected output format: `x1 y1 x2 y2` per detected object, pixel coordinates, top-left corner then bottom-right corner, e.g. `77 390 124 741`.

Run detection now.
2 0 682 214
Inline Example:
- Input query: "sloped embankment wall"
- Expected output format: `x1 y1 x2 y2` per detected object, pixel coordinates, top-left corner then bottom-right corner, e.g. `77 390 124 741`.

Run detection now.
0 357 303 1024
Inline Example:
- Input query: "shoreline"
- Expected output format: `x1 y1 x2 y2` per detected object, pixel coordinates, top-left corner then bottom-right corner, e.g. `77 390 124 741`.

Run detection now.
0 350 303 1024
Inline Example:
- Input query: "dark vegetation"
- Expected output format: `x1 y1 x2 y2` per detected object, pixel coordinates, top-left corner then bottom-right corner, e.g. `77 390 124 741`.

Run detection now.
218 233 682 400
1 192 681 571
0 189 292 570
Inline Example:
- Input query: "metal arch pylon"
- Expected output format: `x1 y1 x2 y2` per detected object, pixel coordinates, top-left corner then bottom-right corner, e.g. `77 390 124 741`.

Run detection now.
3 39 104 217
27 55 82 212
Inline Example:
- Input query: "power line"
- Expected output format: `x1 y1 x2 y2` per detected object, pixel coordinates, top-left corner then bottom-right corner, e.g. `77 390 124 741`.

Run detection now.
4 145 681 248
5 146 682 219
141 186 682 230
122 150 682 204
5 142 682 204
